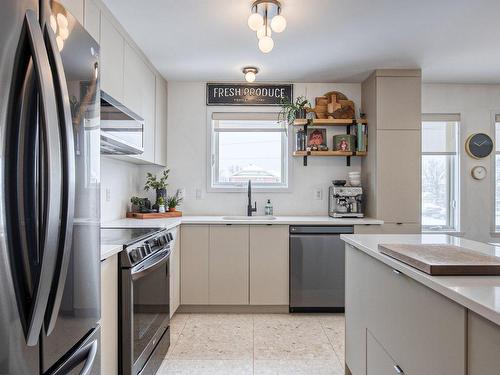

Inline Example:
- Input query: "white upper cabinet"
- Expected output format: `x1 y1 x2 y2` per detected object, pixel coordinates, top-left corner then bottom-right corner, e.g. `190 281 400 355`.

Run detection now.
155 77 168 166
123 43 156 163
84 0 100 43
100 12 124 102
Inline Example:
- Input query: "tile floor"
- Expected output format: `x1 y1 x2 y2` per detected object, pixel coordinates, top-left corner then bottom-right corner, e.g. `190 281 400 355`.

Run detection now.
158 313 345 375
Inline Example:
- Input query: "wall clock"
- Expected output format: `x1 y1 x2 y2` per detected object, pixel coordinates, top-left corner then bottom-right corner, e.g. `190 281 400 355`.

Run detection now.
465 133 493 159
471 166 487 180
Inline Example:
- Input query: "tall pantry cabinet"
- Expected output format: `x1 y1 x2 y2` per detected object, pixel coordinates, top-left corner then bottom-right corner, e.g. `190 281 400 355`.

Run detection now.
360 69 422 234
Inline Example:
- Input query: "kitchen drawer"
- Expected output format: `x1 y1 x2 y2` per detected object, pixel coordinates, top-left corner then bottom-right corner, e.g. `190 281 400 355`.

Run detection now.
365 250 466 375
367 330 402 375
346 245 466 375
468 312 500 375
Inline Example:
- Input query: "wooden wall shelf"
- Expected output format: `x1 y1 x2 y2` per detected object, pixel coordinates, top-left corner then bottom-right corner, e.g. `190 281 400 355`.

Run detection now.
293 118 367 126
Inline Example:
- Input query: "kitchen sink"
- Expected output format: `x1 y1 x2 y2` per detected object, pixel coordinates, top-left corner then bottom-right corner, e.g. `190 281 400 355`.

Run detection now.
222 216 277 221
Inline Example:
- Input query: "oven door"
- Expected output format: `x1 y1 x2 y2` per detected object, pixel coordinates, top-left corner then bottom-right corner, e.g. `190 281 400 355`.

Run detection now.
121 248 170 375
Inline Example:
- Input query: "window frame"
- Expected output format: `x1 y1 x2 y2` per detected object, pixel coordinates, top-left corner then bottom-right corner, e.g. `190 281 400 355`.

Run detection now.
206 109 291 193
421 114 461 232
493 113 500 233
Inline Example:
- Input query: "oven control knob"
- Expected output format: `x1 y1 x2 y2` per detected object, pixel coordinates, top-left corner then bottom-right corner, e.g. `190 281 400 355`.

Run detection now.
144 244 151 254
167 233 174 241
129 249 140 263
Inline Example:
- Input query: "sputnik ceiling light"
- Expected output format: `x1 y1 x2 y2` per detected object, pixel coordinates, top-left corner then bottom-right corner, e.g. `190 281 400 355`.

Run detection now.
247 0 287 53
242 67 259 82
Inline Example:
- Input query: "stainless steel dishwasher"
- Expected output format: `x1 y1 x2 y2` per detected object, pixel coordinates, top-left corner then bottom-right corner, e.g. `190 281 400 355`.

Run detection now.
289 226 353 312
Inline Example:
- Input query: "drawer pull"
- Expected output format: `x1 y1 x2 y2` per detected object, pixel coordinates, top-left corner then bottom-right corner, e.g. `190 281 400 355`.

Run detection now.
392 269 402 275
393 365 404 374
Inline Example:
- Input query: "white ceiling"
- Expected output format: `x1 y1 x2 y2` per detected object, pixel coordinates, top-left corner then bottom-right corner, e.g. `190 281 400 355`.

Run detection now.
102 0 500 83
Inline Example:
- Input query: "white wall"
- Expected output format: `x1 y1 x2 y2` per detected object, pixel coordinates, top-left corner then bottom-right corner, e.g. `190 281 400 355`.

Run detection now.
100 157 143 222
422 83 500 243
166 82 363 216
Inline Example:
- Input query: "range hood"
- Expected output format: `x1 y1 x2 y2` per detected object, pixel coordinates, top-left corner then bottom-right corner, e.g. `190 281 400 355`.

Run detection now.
100 91 144 155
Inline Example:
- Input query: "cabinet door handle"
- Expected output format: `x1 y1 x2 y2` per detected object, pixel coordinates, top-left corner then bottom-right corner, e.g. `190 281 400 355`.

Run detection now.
393 365 404 374
392 269 402 275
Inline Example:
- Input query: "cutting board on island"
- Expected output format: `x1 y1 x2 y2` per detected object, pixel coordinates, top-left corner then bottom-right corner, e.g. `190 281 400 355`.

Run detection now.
378 243 500 275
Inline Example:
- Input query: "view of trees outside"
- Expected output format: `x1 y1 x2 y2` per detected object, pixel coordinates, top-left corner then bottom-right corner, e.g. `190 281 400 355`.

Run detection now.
421 121 458 229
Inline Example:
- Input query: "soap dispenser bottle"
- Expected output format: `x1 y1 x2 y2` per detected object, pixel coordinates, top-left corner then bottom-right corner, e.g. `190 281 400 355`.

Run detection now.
265 199 273 216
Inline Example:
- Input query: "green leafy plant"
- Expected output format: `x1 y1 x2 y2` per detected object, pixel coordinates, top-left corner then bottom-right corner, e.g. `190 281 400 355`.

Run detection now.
167 190 183 209
157 196 165 206
144 169 170 191
278 96 311 126
130 196 142 205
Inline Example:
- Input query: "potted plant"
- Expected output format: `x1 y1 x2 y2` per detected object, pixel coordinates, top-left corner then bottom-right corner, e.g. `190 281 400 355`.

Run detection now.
278 96 311 126
144 169 170 205
130 196 142 213
167 190 183 212
157 196 166 213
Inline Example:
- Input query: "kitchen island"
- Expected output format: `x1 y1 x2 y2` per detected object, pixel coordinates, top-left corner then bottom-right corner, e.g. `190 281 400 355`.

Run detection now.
341 234 500 375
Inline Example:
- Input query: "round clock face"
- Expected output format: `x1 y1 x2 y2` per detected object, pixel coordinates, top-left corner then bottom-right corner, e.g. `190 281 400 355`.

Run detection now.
471 166 487 180
466 133 493 159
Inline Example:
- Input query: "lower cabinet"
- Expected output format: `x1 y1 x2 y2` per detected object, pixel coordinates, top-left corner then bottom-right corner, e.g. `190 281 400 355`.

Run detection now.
180 225 209 304
180 224 289 306
250 225 289 305
100 254 118 375
366 331 399 375
468 312 500 374
170 227 180 317
346 244 466 375
209 225 249 305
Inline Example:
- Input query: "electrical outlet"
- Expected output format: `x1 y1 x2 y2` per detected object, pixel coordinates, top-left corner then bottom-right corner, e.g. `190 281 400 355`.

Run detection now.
105 188 111 202
313 188 323 200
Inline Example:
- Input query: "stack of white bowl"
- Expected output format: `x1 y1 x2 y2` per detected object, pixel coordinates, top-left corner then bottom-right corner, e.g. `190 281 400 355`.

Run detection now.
348 171 361 186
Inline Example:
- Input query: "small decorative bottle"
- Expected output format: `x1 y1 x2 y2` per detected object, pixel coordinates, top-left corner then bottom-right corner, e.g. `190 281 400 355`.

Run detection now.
265 199 273 216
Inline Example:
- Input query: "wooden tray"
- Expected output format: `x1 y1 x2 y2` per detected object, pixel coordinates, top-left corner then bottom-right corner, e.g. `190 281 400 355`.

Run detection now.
126 211 182 219
378 243 500 275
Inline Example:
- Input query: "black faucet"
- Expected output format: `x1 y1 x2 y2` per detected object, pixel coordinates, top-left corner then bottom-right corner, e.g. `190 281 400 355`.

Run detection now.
247 180 257 216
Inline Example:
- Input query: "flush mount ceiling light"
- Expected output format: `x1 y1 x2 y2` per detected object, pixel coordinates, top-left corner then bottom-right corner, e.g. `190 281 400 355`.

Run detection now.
247 0 286 53
242 67 259 82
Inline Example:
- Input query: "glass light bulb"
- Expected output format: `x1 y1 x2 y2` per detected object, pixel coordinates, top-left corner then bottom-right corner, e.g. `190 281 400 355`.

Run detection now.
49 15 57 33
256 25 271 39
258 36 274 53
247 13 263 31
56 13 68 29
271 14 287 33
245 71 256 83
56 35 64 51
59 26 69 40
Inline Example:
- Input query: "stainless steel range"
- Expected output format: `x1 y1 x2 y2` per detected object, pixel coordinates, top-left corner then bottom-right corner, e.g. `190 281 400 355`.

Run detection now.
101 227 173 375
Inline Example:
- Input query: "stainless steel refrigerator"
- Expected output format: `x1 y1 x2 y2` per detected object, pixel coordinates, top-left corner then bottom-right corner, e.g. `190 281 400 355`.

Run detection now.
0 0 101 374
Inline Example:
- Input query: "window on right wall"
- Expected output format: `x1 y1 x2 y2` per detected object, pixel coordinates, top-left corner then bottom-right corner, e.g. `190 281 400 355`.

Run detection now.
495 115 500 230
421 114 460 232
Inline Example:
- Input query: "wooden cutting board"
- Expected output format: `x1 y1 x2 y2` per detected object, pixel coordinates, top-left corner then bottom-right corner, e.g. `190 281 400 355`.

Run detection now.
126 211 182 219
378 243 500 275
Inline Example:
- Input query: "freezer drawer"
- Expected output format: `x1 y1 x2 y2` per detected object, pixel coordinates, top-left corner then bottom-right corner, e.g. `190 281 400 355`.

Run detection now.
289 226 353 312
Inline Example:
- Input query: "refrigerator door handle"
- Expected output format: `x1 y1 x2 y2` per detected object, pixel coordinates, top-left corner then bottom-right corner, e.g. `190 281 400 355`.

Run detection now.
42 23 76 336
50 338 98 375
21 9 63 347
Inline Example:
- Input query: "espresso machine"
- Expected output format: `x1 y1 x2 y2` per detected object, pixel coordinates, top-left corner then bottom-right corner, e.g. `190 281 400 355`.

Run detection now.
328 183 364 218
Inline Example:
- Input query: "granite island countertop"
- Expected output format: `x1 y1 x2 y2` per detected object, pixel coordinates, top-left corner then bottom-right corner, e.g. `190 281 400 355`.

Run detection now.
341 234 500 326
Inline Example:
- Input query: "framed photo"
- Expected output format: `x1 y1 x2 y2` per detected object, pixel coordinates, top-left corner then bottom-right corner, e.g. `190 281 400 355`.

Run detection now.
307 128 327 147
333 134 356 152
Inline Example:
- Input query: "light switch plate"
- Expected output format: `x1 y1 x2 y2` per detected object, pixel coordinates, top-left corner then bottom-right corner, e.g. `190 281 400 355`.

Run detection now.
195 188 202 200
105 188 111 202
313 187 323 200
